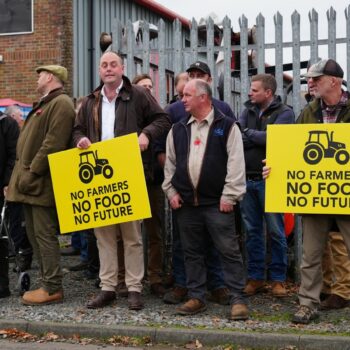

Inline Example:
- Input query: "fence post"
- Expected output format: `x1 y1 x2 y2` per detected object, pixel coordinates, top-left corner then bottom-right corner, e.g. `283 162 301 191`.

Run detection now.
173 19 183 76
126 20 135 79
291 11 301 117
346 6 350 88
141 21 150 74
158 19 166 107
206 17 217 99
327 7 337 60
111 19 123 54
309 9 319 64
190 18 198 63
256 13 265 74
274 12 284 99
239 15 249 107
222 16 232 104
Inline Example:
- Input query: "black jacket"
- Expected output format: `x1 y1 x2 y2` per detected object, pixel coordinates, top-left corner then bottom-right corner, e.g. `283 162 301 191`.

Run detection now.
238 96 295 175
0 112 19 190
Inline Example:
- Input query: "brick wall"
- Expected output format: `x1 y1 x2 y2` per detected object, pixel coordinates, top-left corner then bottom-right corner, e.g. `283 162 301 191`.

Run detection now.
0 0 73 104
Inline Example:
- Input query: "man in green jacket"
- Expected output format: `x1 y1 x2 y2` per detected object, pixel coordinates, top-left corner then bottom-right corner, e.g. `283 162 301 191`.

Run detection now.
7 65 76 305
292 59 350 324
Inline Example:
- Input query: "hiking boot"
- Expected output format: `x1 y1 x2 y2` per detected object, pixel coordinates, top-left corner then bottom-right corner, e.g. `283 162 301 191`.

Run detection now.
116 282 128 297
207 287 230 305
244 280 265 296
128 291 144 310
87 291 116 309
320 294 350 310
292 305 318 324
22 288 63 306
230 303 249 320
150 283 167 298
176 298 207 315
271 282 287 297
163 286 187 304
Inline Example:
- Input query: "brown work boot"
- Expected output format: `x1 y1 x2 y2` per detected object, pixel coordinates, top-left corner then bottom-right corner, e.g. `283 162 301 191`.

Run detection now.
207 287 230 305
86 291 116 309
176 298 207 315
230 303 249 320
163 286 188 304
320 294 350 310
128 291 144 310
244 280 265 296
116 282 128 298
22 288 63 306
271 282 287 297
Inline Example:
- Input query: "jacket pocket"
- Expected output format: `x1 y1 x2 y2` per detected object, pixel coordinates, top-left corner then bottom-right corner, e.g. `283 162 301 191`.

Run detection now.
17 167 44 196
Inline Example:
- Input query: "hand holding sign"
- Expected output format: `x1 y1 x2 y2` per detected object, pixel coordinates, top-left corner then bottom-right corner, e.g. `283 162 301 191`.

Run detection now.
138 132 149 152
77 137 92 149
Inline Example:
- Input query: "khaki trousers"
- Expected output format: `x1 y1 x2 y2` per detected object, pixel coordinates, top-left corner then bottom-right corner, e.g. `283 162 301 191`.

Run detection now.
94 220 144 293
23 204 62 294
117 185 164 285
322 231 350 300
299 215 350 309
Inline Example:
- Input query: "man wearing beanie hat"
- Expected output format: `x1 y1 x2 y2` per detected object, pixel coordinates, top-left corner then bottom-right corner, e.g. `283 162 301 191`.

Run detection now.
7 64 76 305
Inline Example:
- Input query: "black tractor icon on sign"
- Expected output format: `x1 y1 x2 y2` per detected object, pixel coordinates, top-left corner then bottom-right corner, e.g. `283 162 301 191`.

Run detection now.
303 130 349 165
78 150 114 184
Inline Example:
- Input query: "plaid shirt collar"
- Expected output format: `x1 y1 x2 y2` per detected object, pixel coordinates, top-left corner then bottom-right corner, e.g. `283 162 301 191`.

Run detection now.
320 90 348 123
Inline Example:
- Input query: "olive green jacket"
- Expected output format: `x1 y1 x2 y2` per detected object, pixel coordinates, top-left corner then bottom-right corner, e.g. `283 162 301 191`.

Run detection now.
7 88 75 207
297 93 350 124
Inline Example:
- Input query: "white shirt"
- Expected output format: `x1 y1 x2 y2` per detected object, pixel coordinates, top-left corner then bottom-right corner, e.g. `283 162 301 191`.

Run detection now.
100 82 123 140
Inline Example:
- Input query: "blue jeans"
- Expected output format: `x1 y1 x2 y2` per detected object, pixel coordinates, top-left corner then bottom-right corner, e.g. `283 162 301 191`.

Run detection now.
176 205 245 304
172 210 225 290
240 179 287 282
71 231 88 263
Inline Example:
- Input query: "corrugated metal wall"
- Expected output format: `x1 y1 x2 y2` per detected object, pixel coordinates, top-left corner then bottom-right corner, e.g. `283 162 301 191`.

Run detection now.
73 0 185 98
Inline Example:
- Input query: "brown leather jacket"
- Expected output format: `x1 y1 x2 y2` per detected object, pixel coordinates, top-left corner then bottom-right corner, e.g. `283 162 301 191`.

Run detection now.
73 75 171 182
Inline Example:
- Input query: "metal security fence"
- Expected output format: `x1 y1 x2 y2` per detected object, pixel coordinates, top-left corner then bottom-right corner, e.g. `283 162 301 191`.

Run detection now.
111 5 350 282
111 6 350 117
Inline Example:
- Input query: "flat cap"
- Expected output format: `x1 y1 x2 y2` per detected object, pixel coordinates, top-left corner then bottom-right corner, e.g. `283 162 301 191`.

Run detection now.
35 65 68 83
301 59 344 79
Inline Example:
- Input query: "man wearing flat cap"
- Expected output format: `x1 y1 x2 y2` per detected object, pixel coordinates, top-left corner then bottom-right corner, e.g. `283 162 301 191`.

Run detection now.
267 58 350 324
7 64 76 305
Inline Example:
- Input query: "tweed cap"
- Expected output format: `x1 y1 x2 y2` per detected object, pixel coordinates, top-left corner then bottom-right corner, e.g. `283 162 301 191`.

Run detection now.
35 65 68 83
302 59 344 79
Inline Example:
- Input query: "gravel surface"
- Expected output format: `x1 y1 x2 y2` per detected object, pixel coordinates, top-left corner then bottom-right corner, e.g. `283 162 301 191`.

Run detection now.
1 246 350 337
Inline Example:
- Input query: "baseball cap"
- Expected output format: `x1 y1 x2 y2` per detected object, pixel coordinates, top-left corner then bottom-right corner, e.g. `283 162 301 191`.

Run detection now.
186 61 211 76
302 59 344 79
35 65 68 83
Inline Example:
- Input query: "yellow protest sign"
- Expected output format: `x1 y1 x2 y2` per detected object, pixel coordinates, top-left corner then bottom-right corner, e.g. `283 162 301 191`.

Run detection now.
266 123 350 214
48 133 151 233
